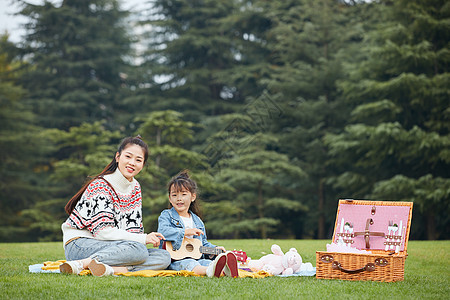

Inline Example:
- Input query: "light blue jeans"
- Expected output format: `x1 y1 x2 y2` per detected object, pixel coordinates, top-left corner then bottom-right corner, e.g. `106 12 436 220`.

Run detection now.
64 238 171 272
169 258 212 272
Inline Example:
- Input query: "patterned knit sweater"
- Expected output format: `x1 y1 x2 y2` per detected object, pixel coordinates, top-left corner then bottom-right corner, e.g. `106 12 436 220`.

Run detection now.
62 169 147 246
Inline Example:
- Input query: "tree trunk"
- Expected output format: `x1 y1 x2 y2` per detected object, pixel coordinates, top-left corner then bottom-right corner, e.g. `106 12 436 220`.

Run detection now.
318 178 325 239
258 182 266 239
426 210 436 240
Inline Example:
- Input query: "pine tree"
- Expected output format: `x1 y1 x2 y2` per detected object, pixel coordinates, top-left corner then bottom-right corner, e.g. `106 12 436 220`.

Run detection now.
17 0 132 130
136 0 244 121
134 110 209 229
325 0 450 239
244 0 370 238
213 130 306 239
203 105 306 239
0 34 48 241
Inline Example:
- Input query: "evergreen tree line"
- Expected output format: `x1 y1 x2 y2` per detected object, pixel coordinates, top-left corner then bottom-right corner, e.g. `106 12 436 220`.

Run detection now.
0 0 448 242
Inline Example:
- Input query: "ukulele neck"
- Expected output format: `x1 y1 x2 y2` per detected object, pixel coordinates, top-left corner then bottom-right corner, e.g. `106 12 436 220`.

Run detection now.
200 246 223 256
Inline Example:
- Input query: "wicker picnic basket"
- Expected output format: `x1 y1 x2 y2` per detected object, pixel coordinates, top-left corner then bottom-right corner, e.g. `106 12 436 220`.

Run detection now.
316 199 413 282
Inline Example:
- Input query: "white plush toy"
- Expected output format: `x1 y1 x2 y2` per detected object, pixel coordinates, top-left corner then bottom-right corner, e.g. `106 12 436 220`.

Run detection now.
248 244 302 275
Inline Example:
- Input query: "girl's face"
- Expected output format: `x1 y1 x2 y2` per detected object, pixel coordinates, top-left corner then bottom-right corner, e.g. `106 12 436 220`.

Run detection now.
169 185 196 217
116 144 145 182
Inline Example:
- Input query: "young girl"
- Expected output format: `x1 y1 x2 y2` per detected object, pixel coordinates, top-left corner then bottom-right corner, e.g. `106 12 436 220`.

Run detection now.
59 136 171 276
158 170 239 278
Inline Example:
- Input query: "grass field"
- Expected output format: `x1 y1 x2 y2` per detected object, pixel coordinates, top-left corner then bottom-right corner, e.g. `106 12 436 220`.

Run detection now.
1 240 449 299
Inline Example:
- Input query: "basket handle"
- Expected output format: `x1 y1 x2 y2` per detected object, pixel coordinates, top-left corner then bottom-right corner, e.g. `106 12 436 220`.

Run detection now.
320 255 388 274
331 261 376 274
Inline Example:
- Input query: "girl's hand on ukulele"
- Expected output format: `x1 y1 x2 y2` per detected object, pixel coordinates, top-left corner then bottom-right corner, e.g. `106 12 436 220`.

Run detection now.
146 232 165 247
185 228 204 237
217 246 226 252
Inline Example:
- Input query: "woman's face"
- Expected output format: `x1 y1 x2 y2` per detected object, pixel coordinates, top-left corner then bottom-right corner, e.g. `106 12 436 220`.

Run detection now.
116 144 145 181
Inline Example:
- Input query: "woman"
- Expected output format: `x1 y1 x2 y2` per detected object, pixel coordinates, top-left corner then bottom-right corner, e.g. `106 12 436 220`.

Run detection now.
60 136 171 276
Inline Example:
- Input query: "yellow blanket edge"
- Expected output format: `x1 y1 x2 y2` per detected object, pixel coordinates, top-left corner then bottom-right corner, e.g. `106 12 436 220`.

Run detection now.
42 260 272 278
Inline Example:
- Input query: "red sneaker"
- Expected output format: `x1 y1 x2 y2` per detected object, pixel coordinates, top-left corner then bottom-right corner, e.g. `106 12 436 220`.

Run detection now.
206 253 227 278
224 251 239 278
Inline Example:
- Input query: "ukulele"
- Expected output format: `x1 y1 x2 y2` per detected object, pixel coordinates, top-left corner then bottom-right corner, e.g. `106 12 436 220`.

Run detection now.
164 238 248 262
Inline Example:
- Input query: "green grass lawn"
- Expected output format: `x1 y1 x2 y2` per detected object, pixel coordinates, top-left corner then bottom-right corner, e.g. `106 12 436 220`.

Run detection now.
1 240 449 299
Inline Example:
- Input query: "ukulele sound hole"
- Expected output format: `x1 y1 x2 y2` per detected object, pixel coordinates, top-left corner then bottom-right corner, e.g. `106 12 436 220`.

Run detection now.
186 244 194 252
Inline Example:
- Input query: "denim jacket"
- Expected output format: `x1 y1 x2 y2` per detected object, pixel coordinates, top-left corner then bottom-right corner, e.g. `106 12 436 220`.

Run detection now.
157 207 216 251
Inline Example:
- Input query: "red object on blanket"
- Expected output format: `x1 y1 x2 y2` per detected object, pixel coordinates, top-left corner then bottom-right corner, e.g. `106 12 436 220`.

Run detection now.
232 250 248 263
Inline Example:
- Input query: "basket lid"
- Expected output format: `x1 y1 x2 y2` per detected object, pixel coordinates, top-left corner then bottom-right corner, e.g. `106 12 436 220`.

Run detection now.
331 199 413 253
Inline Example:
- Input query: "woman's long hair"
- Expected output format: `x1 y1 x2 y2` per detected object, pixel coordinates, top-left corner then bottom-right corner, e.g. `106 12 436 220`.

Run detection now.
167 170 202 218
64 136 149 214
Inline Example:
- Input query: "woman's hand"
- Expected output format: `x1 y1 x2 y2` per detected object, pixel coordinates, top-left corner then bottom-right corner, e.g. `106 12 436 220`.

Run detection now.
146 232 165 247
184 228 204 237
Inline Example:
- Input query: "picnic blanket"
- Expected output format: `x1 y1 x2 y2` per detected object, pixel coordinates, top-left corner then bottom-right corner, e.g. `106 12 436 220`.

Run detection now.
29 260 270 278
29 260 316 278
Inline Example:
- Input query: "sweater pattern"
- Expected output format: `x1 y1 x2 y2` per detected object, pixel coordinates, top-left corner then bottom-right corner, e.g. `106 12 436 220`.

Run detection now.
66 179 144 236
